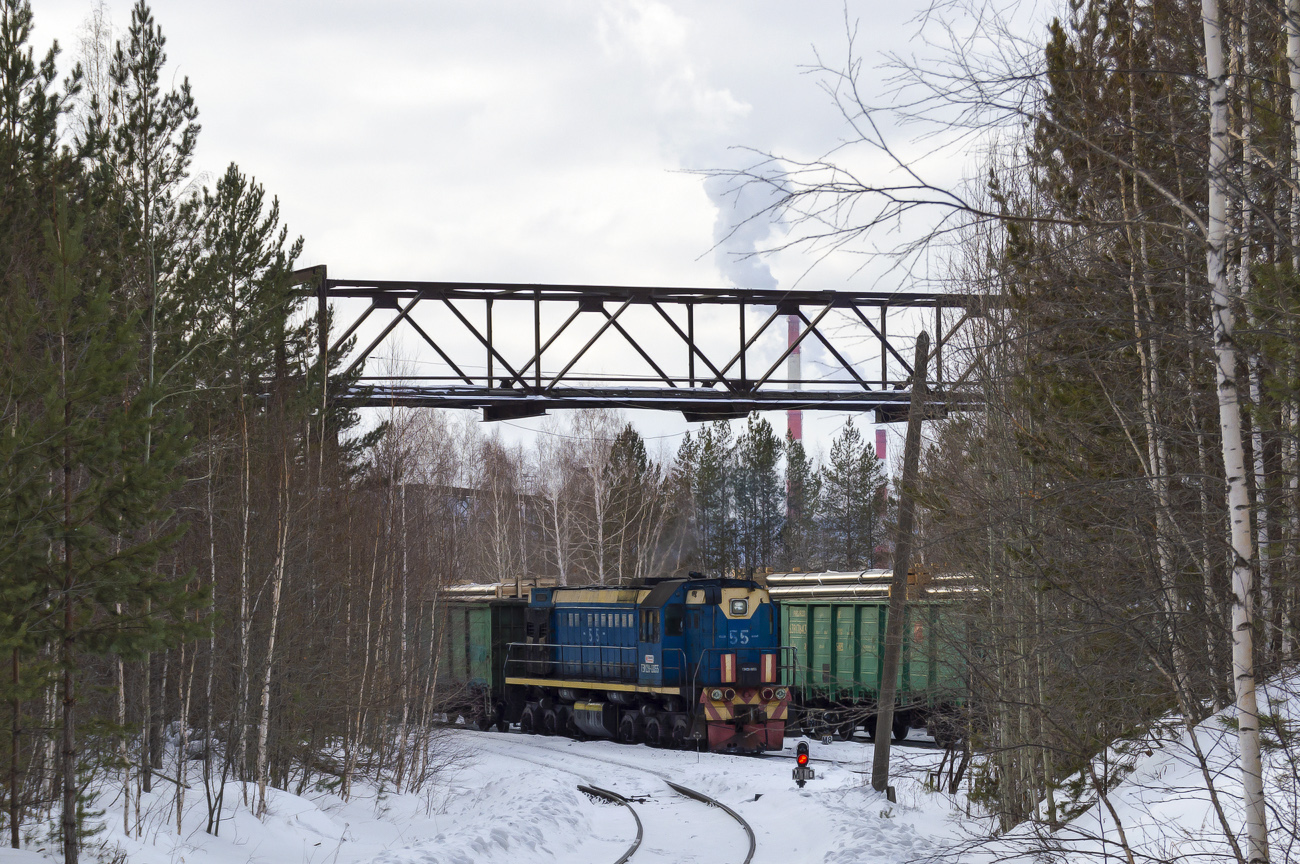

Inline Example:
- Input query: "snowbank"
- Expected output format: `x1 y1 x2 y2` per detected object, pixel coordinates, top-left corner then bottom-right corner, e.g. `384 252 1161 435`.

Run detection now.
10 682 1297 864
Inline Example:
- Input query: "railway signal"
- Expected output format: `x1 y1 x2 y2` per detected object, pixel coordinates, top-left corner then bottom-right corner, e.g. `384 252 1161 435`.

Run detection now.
793 742 814 788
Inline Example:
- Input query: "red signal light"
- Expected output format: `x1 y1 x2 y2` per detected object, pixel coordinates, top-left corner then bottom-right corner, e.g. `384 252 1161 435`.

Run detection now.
797 751 809 766
796 741 809 766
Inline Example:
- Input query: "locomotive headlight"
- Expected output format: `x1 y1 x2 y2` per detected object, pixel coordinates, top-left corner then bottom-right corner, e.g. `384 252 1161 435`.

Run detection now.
775 688 788 700
710 688 724 701
760 688 774 701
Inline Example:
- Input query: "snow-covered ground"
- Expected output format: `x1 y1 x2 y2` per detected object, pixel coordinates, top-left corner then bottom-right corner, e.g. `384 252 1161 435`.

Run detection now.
6 731 966 864
6 676 1299 864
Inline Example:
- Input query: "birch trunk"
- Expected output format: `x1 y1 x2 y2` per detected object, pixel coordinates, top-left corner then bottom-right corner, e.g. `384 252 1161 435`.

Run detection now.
140 651 150 795
203 438 219 834
344 511 383 801
116 616 129 838
176 640 194 834
1291 0 1300 264
1236 7 1273 660
155 648 168 774
60 342 77 864
394 483 411 793
1201 1 1269 858
237 409 252 792
255 448 290 817
550 495 568 586
9 649 18 848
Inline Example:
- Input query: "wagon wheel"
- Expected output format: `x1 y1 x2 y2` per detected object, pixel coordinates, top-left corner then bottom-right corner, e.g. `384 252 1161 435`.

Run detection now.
864 716 878 741
494 703 510 733
892 714 910 743
929 708 961 749
541 708 560 736
617 714 640 744
474 711 493 731
838 720 858 741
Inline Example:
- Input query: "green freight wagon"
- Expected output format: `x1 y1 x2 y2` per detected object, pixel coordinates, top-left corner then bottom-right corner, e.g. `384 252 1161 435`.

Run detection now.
435 597 527 729
778 597 966 742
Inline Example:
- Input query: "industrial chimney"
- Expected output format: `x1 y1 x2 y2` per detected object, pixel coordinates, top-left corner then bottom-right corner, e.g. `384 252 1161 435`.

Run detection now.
787 315 802 441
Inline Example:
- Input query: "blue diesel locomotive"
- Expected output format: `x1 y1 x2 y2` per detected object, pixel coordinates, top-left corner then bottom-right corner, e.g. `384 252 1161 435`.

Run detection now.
500 573 790 752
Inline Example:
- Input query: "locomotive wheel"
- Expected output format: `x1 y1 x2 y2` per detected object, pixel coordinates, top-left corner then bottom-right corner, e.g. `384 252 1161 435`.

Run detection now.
541 708 560 736
617 714 640 744
494 703 509 733
519 705 538 734
644 717 663 748
670 717 690 749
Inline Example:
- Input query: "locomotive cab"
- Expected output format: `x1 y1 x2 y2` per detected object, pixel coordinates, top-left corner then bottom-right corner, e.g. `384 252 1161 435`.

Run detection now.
637 579 688 687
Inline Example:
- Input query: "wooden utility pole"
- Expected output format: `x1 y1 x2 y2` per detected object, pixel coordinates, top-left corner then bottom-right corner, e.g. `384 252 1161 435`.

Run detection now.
872 330 929 797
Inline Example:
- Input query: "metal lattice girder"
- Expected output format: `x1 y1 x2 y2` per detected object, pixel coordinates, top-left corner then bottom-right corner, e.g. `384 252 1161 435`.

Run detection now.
297 267 995 422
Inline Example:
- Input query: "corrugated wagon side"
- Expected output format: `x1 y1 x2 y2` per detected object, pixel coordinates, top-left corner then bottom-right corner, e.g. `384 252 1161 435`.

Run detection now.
435 597 526 729
778 595 966 742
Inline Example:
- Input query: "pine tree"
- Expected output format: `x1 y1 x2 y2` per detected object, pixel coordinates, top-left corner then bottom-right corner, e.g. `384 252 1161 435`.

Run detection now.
0 0 77 846
605 424 662 583
732 415 783 574
780 432 820 570
74 0 200 795
821 418 887 570
28 191 201 864
694 422 735 576
672 422 737 576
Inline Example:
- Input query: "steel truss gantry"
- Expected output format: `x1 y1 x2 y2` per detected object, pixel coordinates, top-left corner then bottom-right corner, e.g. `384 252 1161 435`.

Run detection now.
295 266 993 422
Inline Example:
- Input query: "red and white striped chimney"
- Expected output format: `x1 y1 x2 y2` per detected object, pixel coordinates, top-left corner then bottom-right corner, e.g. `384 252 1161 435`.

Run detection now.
787 315 802 441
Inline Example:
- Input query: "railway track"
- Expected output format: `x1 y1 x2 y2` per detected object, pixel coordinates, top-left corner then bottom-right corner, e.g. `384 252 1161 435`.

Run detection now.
469 732 757 864
578 781 756 864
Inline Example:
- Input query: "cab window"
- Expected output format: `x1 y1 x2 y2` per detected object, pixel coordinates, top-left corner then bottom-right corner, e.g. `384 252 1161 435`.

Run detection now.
639 610 660 642
664 606 683 637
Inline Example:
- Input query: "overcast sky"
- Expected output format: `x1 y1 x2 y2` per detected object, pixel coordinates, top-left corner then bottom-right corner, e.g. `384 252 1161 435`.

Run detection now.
33 0 1036 466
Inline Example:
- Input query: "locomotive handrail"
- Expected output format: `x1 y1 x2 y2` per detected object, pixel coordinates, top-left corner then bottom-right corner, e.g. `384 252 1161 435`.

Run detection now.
660 647 688 687
504 641 641 681
503 642 696 687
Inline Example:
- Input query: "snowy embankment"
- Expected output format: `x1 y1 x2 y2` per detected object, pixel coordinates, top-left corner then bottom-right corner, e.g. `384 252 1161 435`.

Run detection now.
966 673 1300 864
926 671 1300 864
7 678 1298 864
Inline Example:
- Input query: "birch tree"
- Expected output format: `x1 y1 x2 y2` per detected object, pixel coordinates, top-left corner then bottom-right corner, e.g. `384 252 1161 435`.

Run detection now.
1202 0 1267 857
